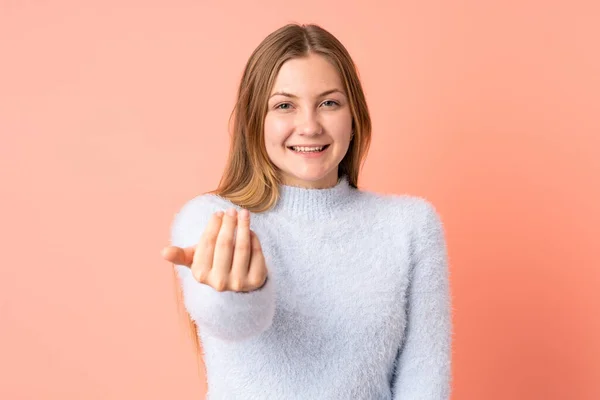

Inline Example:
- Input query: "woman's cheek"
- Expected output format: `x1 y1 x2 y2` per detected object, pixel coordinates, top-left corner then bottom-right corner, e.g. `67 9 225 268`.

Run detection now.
270 115 294 137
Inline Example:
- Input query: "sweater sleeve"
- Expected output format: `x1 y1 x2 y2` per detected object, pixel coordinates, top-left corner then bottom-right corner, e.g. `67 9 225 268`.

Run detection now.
391 200 453 399
170 195 276 342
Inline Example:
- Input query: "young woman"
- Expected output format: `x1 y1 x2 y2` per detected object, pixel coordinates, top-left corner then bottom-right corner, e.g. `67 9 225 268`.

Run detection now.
161 23 452 399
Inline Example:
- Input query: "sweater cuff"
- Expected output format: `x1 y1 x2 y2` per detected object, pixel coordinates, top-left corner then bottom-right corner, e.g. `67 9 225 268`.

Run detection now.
176 265 276 342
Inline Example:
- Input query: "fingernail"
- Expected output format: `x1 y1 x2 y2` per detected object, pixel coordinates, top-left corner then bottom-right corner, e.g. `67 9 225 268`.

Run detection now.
239 209 250 220
215 211 224 218
226 208 237 217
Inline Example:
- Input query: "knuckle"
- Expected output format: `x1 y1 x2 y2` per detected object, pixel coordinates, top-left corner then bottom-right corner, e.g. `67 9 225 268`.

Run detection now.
248 275 266 289
229 277 245 292
199 272 209 284
235 241 251 253
192 270 200 281
211 277 228 292
217 237 234 249
191 264 202 279
251 239 262 252
203 236 217 250
194 268 207 283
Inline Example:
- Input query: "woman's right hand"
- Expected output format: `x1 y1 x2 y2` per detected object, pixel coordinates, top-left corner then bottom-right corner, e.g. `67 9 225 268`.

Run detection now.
162 208 268 293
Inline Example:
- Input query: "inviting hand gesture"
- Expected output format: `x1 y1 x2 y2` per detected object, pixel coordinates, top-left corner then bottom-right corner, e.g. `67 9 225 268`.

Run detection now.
162 208 268 292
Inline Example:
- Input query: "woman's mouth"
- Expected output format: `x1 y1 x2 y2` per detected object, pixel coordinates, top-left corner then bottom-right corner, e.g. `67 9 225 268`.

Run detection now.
287 144 330 153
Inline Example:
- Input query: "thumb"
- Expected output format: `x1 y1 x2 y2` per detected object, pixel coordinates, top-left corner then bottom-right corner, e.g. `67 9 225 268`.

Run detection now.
161 245 195 267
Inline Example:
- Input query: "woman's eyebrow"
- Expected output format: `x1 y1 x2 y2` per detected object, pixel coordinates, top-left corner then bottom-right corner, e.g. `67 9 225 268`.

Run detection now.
269 89 345 99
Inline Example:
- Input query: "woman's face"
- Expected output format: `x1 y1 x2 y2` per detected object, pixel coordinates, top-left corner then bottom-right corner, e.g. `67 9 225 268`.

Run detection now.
264 53 353 189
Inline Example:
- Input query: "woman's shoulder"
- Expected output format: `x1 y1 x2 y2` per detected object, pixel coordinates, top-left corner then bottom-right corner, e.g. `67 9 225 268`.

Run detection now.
357 188 444 232
175 192 234 217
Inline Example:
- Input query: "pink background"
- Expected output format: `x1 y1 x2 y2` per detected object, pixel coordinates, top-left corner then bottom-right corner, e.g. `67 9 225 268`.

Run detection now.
1 1 599 399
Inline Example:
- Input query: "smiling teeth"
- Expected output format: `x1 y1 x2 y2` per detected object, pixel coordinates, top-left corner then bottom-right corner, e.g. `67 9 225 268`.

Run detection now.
291 146 324 152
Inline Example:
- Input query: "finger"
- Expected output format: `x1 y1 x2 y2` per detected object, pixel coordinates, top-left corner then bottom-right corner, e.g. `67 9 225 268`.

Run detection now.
210 208 238 284
230 209 252 291
191 211 224 281
161 246 195 267
247 230 267 289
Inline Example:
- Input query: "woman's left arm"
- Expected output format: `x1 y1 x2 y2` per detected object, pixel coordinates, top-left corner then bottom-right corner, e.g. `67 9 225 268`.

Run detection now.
391 200 453 399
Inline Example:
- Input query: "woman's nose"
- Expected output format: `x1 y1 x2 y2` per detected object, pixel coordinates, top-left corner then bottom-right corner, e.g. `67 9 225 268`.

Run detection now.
296 110 323 136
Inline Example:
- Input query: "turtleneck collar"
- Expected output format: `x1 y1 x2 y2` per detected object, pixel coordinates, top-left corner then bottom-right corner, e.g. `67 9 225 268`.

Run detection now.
270 176 356 220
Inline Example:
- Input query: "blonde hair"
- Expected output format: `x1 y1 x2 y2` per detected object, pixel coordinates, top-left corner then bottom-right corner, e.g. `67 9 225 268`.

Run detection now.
208 23 372 211
177 22 372 380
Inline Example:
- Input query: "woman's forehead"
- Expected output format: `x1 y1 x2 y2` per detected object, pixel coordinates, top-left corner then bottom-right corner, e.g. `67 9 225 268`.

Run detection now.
271 55 344 96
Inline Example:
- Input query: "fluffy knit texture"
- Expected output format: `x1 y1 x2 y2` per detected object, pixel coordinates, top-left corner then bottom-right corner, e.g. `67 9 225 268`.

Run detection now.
170 176 452 400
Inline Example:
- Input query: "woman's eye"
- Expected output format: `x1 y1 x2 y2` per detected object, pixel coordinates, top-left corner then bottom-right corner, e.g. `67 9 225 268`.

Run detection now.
276 103 292 110
321 100 339 107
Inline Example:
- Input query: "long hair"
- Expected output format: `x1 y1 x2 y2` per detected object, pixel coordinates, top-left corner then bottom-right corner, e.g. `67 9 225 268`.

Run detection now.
176 22 373 382
209 23 372 211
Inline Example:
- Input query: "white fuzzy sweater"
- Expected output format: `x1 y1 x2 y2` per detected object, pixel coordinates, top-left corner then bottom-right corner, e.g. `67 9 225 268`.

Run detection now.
170 177 452 399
